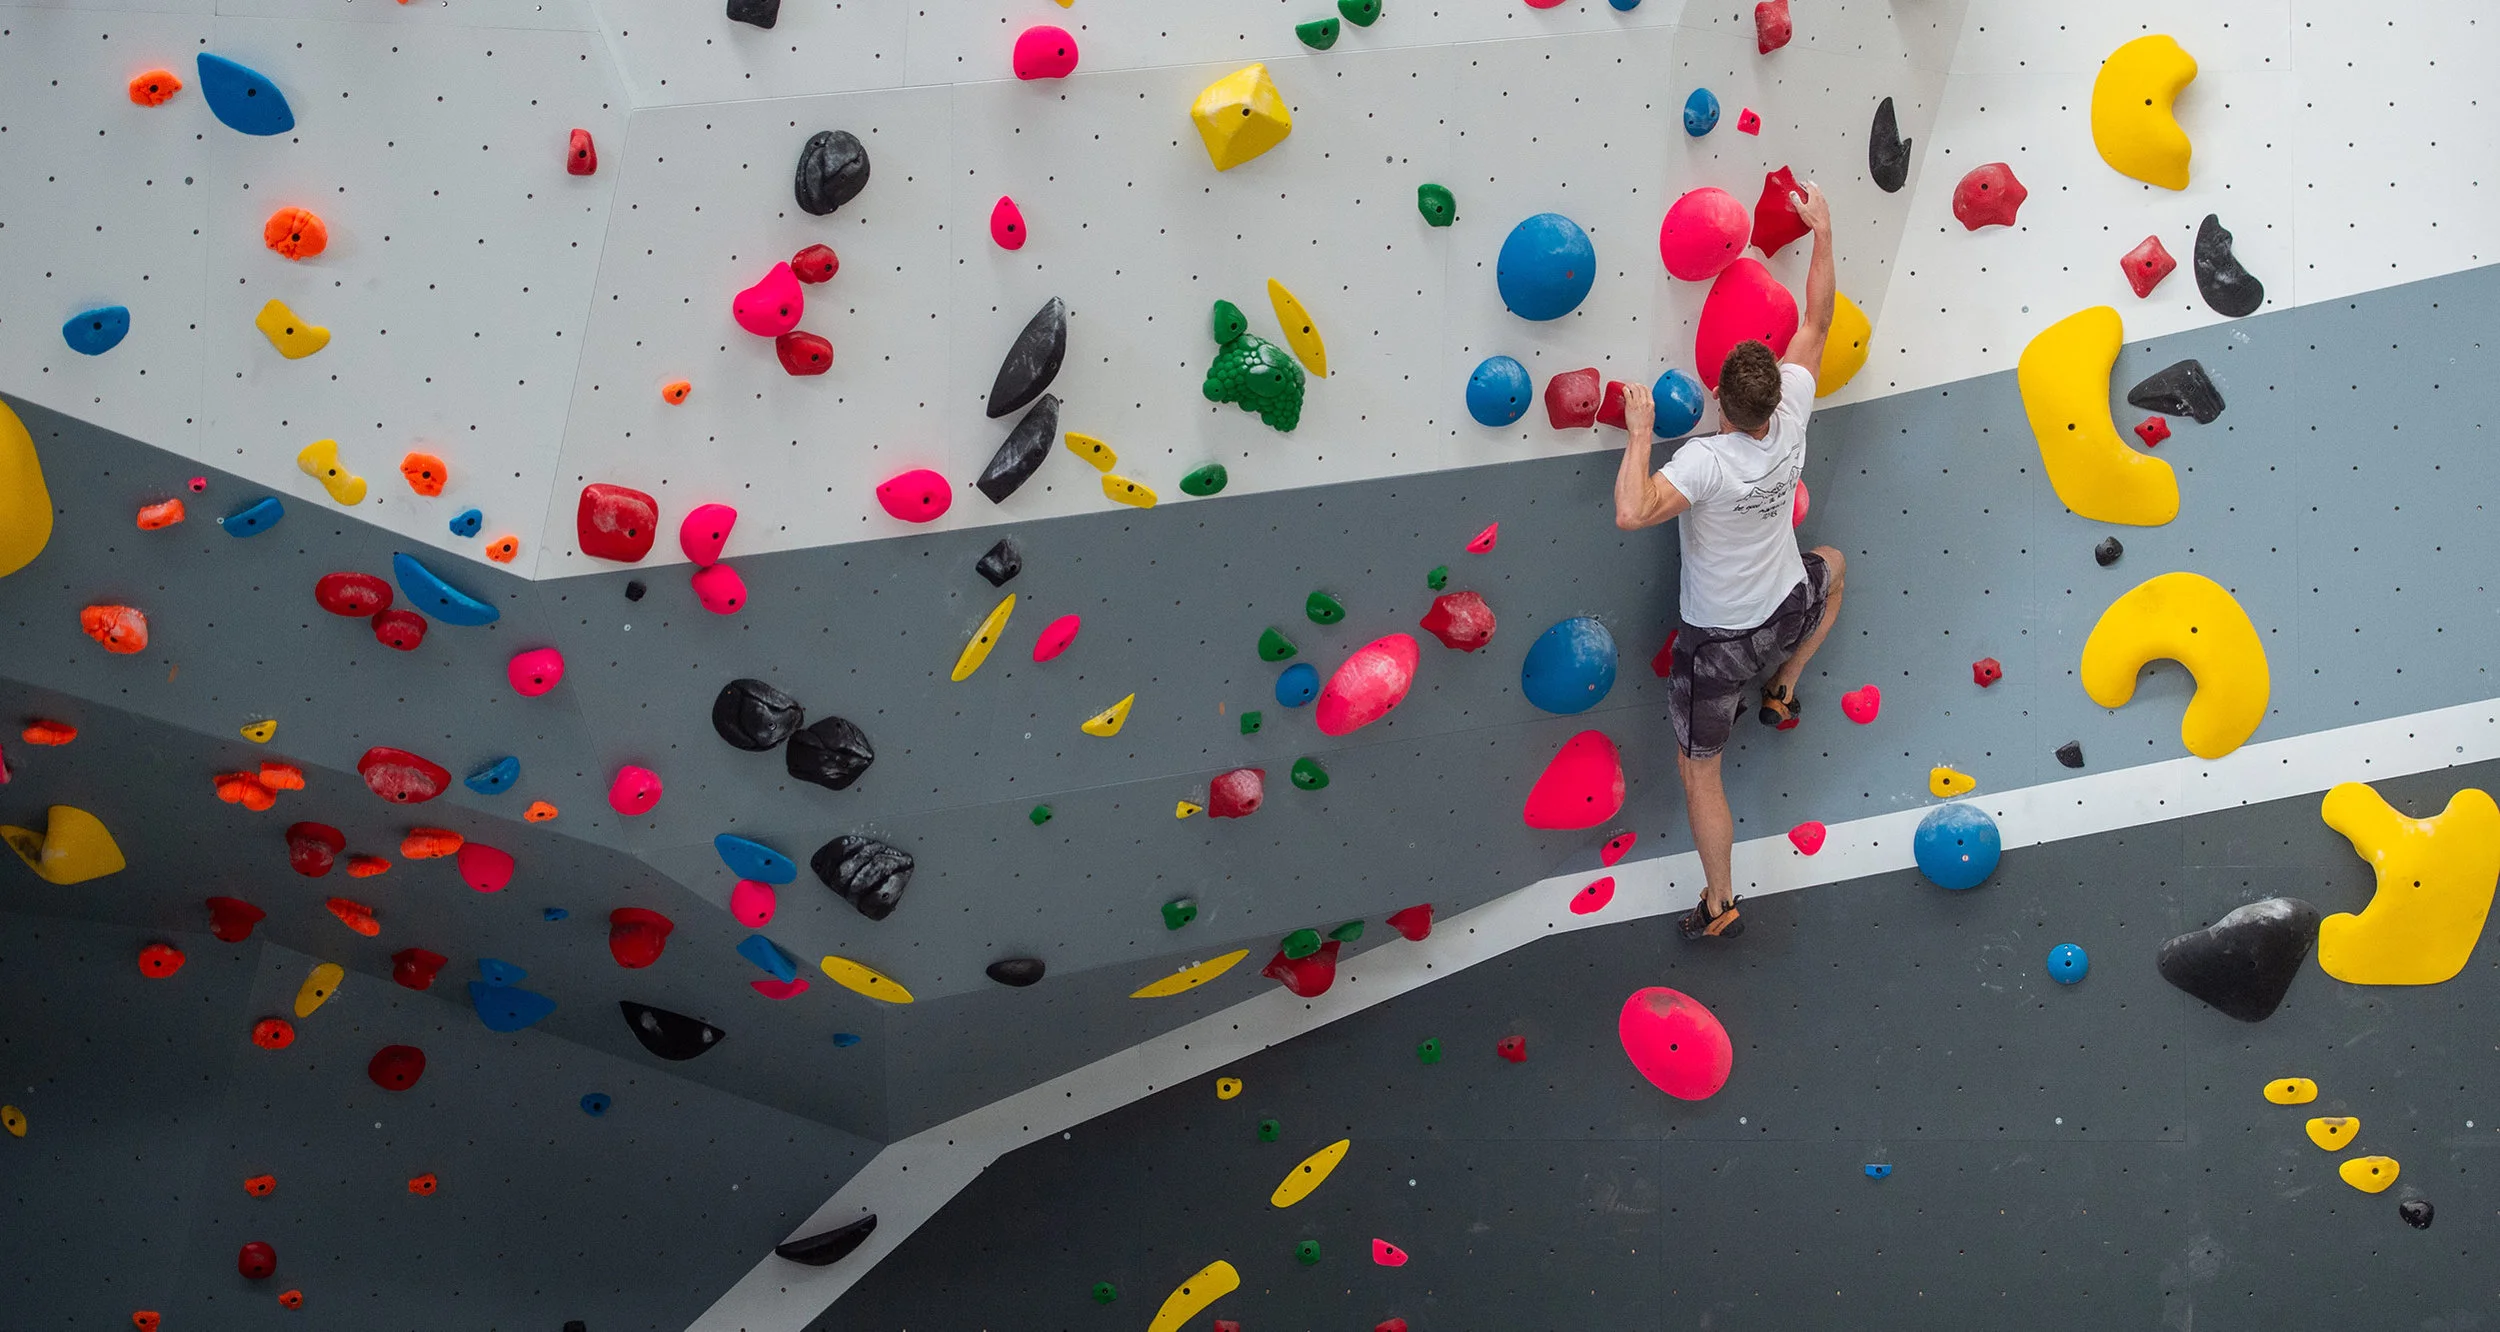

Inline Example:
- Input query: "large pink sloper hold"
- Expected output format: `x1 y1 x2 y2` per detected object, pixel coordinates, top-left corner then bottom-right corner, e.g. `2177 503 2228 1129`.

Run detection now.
1618 986 1733 1100
608 764 663 816
456 841 515 893
1314 634 1420 737
732 262 803 338
1522 730 1625 829
679 503 737 567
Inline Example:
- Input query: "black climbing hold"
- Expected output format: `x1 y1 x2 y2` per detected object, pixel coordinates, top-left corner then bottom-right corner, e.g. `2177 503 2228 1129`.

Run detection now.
786 715 875 791
2094 536 2123 568
794 130 870 217
2155 897 2320 1023
2126 359 2226 425
975 536 1024 587
986 297 1068 419
775 1213 877 1266
725 0 777 28
811 834 915 921
619 1000 725 1061
2193 214 2264 319
1868 96 1911 194
976 394 1060 504
2400 1199 2434 1230
624 579 646 602
564 1323 587 1332
986 957 1045 987
712 678 805 752
2054 740 2085 769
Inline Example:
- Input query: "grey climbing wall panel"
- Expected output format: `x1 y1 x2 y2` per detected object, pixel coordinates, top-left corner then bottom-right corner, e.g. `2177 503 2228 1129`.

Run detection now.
827 760 2500 1331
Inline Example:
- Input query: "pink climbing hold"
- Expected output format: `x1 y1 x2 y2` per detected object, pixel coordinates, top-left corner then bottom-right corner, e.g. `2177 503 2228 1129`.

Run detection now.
2122 234 2177 299
752 977 812 1000
875 469 953 524
1523 730 1626 830
1840 685 1881 724
1595 381 1631 430
1736 108 1762 135
1793 478 1809 528
1418 591 1496 653
607 907 673 969
1466 522 1500 554
1751 165 1809 258
1523 0 1565 8
1262 939 1339 998
989 196 1027 250
1618 986 1733 1100
1694 257 1799 390
506 647 566 698
1601 829 1637 865
1371 1238 1410 1267
1788 821 1826 855
577 483 659 564
1386 903 1434 941
1952 163 2027 230
679 503 737 567
729 879 776 927
1497 1034 1527 1063
1207 767 1266 819
607 764 663 817
1545 368 1600 429
1011 24 1078 80
1650 629 1678 678
2135 415 2170 448
690 563 747 615
1031 614 1081 662
455 841 514 893
1314 633 1420 737
732 262 804 338
1658 186 1752 282
1569 875 1616 916
1755 0 1792 53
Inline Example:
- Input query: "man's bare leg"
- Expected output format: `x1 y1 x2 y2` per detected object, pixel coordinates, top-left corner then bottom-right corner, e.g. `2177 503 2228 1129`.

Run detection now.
1768 545 1847 695
1676 749 1736 916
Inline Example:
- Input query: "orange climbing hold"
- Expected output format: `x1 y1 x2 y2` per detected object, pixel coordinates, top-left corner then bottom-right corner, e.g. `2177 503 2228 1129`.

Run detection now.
325 897 380 936
80 605 149 654
345 854 390 877
138 942 185 977
215 772 278 810
132 1313 162 1332
399 828 463 859
407 1172 438 1195
128 69 181 105
262 207 329 260
21 720 75 746
399 452 448 496
485 535 520 564
258 763 304 791
250 1017 296 1050
661 380 692 405
136 499 186 530
243 1173 276 1196
278 1290 303 1310
523 800 558 822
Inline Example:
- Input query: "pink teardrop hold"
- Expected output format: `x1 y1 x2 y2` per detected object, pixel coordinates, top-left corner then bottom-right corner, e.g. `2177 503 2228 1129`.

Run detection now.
1694 257 1799 390
1569 875 1616 915
679 502 738 567
989 196 1027 251
752 977 812 1000
505 647 565 698
1657 186 1752 282
1371 1238 1410 1267
1788 821 1827 855
1523 730 1625 829
1792 479 1809 528
1314 634 1421 737
1465 522 1499 554
455 841 515 893
731 262 804 338
1618 985 1733 1100
690 563 747 616
729 879 777 927
608 764 663 817
875 469 954 524
1032 613 1082 662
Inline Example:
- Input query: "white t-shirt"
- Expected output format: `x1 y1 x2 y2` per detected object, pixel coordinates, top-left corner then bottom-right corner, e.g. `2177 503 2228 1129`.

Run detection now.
1658 362 1815 630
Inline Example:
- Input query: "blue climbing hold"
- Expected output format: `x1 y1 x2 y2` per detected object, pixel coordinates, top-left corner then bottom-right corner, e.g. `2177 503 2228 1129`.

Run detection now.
714 833 797 884
465 755 520 795
1913 803 2001 891
542 907 570 922
579 1092 612 1116
62 306 130 356
392 551 500 626
468 980 556 1032
1683 87 1720 136
1520 616 1618 715
1863 1163 1892 1179
2047 942 2090 984
736 934 802 984
223 496 285 538
477 957 527 986
448 508 483 538
196 53 295 137
1275 661 1320 707
832 1032 863 1048
1495 213 1597 322
1466 355 1534 427
1653 368 1707 438
1609 0 1640 9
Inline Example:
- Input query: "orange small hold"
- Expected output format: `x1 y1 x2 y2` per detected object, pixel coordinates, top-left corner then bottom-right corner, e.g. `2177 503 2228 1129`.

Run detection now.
139 942 186 977
523 800 558 823
80 604 150 654
136 499 186 530
399 452 449 497
399 828 464 860
661 380 692 405
132 1312 162 1332
406 1172 438 1195
250 1017 296 1050
243 1173 277 1196
326 897 380 936
345 854 391 877
278 1290 304 1309
21 720 76 746
485 535 520 563
215 772 278 810
258 762 305 791
128 69 181 106
262 207 328 260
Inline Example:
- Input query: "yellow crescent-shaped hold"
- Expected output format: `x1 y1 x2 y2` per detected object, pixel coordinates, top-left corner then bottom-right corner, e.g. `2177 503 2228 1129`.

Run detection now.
240 720 279 744
254 299 332 359
2263 1077 2317 1105
2017 307 2178 526
1129 949 1250 999
1270 1138 1350 1208
1080 693 1135 737
951 593 1017 682
2090 35 2197 191
1266 278 1327 378
1 1105 24 1138
819 955 915 1004
2338 1155 2399 1194
1102 474 1158 509
1814 291 1871 398
2316 781 2500 986
1928 767 1976 798
2305 1117 2359 1151
294 439 368 506
0 396 54 579
293 962 345 1017
1 805 127 885
1064 432 1117 472
1144 1260 1240 1332
2079 572 2269 759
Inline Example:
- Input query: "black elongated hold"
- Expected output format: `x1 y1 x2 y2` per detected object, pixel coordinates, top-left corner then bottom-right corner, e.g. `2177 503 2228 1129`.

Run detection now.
794 130 870 217
713 678 805 751
976 536 1024 587
2054 740 2085 769
812 834 916 921
619 1000 726 1061
985 297 1067 419
977 393 1059 504
2127 359 2226 424
786 715 875 791
1868 96 1911 194
776 1214 877 1266
985 957 1046 987
2193 214 2264 318
725 0 778 28
2155 897 2319 1022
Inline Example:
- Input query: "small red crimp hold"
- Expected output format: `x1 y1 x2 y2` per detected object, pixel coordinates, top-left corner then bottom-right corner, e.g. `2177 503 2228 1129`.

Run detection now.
1465 521 1500 553
1206 767 1266 819
1788 820 1826 854
357 747 451 804
1972 657 2003 687
367 1044 427 1091
285 821 345 877
1418 590 1496 652
2135 415 2171 448
1262 938 1340 997
1735 107 1762 135
391 947 448 990
1386 902 1434 941
1651 628 1679 678
138 942 186 977
2121 234 2177 299
566 128 597 176
1544 367 1600 429
250 1017 295 1049
1569 874 1616 915
608 906 674 968
1497 1034 1527 1063
1751 164 1809 258
776 329 834 376
1952 162 2027 230
577 483 659 563
315 571 393 616
1754 0 1792 53
791 244 839 284
237 1240 277 1280
371 608 428 652
207 896 267 942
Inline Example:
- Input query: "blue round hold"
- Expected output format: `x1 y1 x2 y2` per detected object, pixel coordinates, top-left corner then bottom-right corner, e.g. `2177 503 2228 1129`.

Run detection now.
1684 87 1721 137
1609 0 1640 9
579 1092 612 1117
1466 355 1533 426
832 1032 863 1048
62 306 130 357
2047 943 2089 984
1520 616 1618 715
1496 213 1597 322
1275 661 1320 707
1913 802 2001 891
1653 368 1706 438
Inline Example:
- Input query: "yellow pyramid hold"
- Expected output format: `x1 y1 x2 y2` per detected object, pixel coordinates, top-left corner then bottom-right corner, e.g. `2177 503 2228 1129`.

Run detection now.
2090 35 2197 191
1215 1077 1242 1100
2263 1077 2318 1105
952 593 1017 682
2339 1155 2399 1194
1 1105 24 1138
254 299 331 359
1102 474 1158 509
1814 291 1871 397
1081 692 1135 737
1929 766 1976 798
1270 1138 1350 1207
1191 64 1292 172
1 805 127 885
1064 432 1117 472
240 720 279 744
1265 278 1327 378
819 955 915 1004
2305 1116 2359 1151
295 439 367 506
2316 782 2500 985
1175 799 1203 819
0 397 54 580
1130 949 1250 999
294 962 345 1017
1145 1260 1240 1332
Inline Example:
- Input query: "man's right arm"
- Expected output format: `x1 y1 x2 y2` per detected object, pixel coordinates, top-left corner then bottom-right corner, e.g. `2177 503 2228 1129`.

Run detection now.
1782 183 1837 380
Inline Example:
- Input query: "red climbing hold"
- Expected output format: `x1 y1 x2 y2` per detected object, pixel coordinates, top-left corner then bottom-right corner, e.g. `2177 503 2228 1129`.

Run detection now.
237 1241 277 1280
790 243 839 284
875 469 953 524
1972 657 2003 687
1387 903 1435 941
1618 985 1733 1100
1595 381 1631 430
1658 186 1752 282
1377 1320 1410 1332
454 841 514 893
1736 108 1761 135
1011 24 1078 79
1601 829 1637 865
314 571 392 617
1262 938 1340 997
608 764 663 816
1523 730 1626 830
1544 367 1601 429
366 1044 427 1092
2121 234 2177 299
358 747 450 804
1951 163 2027 230
690 563 747 615
371 608 428 652
1207 767 1266 819
1650 629 1678 678
1466 521 1500 554
135 499 185 530
391 947 447 991
1418 590 1497 652
507 647 566 698
566 127 597 176
989 196 1027 250
1788 821 1826 855
1841 684 1881 724
250 1017 295 1050
138 942 185 978
776 329 834 376
1569 875 1616 915
608 907 674 969
732 262 804 338
347 854 391 877
80 604 149 654
285 821 345 877
1315 633 1420 737
679 503 737 567
577 483 659 563
1371 1238 1410 1267
1751 165 1809 258
327 897 380 936
2134 415 2170 448
207 896 266 942
1032 614 1081 662
1755 0 1792 53
1694 257 1798 389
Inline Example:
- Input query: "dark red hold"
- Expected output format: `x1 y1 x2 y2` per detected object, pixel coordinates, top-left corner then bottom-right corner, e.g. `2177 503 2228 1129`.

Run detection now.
2135 415 2171 448
1418 590 1497 652
1754 0 1791 53
1752 164 1809 257
371 608 428 652
1651 629 1679 678
790 243 839 284
1262 939 1340 997
206 896 266 943
237 1241 277 1280
1594 380 1630 430
1544 368 1600 429
285 821 345 877
1972 657 2003 687
577 483 659 563
367 1044 427 1091
776 330 834 377
1376 1320 1411 1332
1497 1034 1527 1063
1952 163 2027 230
608 907 675 969
1206 767 1266 820
357 746 452 804
314 571 392 617
2121 234 2177 299
391 947 449 991
1386 902 1434 942
567 127 597 176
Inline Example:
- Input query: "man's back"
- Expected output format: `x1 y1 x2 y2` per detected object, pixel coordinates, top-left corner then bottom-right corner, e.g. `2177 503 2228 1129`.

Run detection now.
1660 362 1816 631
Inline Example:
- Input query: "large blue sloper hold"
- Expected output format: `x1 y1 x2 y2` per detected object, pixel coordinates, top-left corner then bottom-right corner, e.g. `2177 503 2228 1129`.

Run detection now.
714 833 797 885
1914 803 2001 891
735 934 802 983
1465 355 1533 427
464 755 520 795
392 551 500 626
468 980 556 1032
1652 368 1706 439
1275 661 1320 707
1683 87 1720 137
1495 214 1596 322
223 496 285 537
62 307 130 356
196 53 296 136
1519 616 1618 715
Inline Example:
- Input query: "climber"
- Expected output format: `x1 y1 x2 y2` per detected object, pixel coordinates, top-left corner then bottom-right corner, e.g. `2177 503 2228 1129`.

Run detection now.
1611 181 1846 942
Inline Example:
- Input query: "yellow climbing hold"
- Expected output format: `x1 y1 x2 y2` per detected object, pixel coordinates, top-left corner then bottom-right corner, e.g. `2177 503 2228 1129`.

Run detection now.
1190 64 1293 172
0 396 54 580
293 962 345 1017
2305 1117 2359 1151
240 720 279 744
1064 432 1116 472
1215 1076 1242 1100
2339 1155 2399 1194
1 1105 23 1138
1929 767 1976 798
294 439 368 506
2016 307 2179 526
2081 572 2269 759
1814 291 1871 398
2090 35 2196 191
1175 799 1203 819
253 299 331 359
1265 278 1327 378
1130 949 1250 999
1080 693 1135 737
1 806 127 885
951 593 1016 683
1269 1138 1350 1208
2316 781 2500 986
2263 1077 2318 1106
1102 474 1158 509
1144 1260 1240 1332
819 955 915 1004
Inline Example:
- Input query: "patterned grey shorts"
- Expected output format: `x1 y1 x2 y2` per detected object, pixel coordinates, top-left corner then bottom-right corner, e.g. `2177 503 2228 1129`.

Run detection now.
1667 551 1833 759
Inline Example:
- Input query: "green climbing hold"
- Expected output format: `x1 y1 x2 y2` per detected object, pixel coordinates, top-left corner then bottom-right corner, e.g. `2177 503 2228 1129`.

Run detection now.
1305 591 1344 625
1162 897 1198 930
1281 927 1323 960
1426 565 1449 591
1029 805 1054 826
1212 299 1250 344
1296 16 1340 49
1259 627 1299 662
1180 463 1230 497
1417 182 1456 227
1240 710 1263 735
1090 1282 1118 1306
1329 919 1364 943
1204 300 1307 433
1258 1117 1281 1142
1291 757 1329 791
1296 1238 1323 1265
1337 0 1379 27
1416 1037 1442 1064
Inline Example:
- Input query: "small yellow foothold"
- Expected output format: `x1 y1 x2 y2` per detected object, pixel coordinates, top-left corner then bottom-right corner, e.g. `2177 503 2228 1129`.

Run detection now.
1814 291 1871 397
1102 474 1158 509
951 593 1016 683
2081 572 2270 760
240 720 278 744
0 396 55 581
1175 799 1203 819
1144 1259 1240 1332
1215 1076 1242 1100
1080 693 1135 737
1 805 127 885
1929 767 1976 798
2263 1077 2318 1105
253 299 331 359
0 1105 23 1138
2090 35 2197 191
819 955 915 1004
2316 782 2500 986
1063 432 1117 472
293 962 345 1018
2338 1155 2400 1194
2305 1116 2359 1151
1190 64 1293 172
1130 949 1251 999
2017 307 2179 526
294 439 368 506
1265 278 1327 378
1269 1138 1350 1208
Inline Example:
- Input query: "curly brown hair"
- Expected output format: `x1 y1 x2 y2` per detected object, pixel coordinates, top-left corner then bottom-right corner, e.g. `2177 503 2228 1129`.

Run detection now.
1717 341 1783 431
